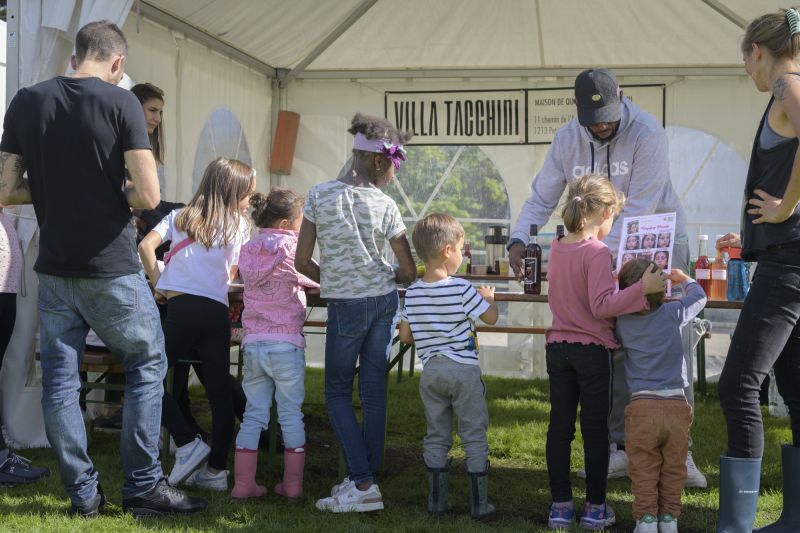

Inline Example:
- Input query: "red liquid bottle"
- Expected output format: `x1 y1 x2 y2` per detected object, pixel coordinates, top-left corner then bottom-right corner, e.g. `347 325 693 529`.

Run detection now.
464 240 472 274
695 234 711 296
524 224 542 295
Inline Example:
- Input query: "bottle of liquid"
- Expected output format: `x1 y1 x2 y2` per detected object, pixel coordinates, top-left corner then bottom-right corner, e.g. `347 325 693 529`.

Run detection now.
524 224 542 295
464 240 472 275
556 225 565 238
710 234 728 301
695 235 711 296
726 246 750 301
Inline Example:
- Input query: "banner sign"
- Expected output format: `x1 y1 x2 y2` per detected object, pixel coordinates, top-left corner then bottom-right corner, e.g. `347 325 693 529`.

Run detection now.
386 90 526 145
385 85 664 146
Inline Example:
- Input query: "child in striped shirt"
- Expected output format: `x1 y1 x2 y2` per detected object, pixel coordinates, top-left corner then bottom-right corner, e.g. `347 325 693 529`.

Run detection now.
398 213 498 521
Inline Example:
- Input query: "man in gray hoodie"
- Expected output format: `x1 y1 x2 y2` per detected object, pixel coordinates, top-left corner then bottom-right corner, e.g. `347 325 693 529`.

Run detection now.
508 68 706 488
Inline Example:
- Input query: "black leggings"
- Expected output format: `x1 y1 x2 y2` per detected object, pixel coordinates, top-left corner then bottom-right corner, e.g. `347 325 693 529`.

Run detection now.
0 293 16 450
720 249 800 457
160 294 234 471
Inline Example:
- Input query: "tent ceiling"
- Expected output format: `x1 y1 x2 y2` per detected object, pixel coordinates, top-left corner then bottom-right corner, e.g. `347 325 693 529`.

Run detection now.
142 0 788 77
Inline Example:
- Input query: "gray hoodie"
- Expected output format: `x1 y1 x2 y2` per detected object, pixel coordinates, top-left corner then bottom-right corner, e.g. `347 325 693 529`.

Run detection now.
511 98 687 255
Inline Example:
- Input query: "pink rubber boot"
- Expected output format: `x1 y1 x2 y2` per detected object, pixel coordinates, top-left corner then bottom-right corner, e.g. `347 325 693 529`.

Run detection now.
231 448 266 499
274 446 305 499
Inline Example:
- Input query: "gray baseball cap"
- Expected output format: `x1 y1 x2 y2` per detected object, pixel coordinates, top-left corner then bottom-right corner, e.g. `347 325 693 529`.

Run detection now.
574 68 621 126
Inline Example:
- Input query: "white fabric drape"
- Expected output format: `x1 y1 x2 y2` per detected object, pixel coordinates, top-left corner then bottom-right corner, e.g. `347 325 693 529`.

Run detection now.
1 0 133 448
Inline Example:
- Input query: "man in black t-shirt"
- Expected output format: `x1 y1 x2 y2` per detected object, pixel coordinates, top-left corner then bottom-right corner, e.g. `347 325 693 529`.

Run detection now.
0 20 206 517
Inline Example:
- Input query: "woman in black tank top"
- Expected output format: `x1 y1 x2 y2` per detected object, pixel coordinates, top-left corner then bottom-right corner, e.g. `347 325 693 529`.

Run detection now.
715 8 800 533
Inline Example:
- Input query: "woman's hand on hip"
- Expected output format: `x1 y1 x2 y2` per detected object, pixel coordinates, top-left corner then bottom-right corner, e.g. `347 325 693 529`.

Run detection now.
748 189 794 224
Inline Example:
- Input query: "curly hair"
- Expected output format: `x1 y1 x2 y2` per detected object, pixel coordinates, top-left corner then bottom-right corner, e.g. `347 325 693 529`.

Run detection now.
249 188 304 229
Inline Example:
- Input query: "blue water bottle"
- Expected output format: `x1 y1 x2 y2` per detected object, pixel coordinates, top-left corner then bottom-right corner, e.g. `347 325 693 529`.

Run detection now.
726 247 749 301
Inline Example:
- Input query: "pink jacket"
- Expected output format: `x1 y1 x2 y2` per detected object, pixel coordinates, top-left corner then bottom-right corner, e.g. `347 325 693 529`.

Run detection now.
239 228 319 348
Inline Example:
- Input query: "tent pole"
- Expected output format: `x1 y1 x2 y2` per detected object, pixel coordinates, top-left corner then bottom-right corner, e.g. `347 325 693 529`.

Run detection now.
269 75 284 188
295 66 746 80
6 0 20 107
280 0 378 88
700 0 747 29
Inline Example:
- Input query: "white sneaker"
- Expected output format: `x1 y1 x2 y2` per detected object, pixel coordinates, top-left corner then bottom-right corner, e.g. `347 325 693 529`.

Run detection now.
657 513 678 533
330 476 354 497
608 444 629 478
184 466 229 491
315 482 384 513
633 514 658 532
684 452 707 488
577 443 628 479
168 436 211 486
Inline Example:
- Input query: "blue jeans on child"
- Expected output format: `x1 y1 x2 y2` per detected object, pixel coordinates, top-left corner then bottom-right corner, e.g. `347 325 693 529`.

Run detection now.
236 340 306 450
324 291 398 485
37 272 166 506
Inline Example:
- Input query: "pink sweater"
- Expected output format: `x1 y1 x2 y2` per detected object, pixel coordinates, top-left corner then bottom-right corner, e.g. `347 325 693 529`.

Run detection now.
546 236 648 349
239 228 319 348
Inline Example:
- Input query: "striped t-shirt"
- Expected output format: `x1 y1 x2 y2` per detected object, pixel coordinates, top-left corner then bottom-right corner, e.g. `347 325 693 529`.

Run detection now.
399 277 490 366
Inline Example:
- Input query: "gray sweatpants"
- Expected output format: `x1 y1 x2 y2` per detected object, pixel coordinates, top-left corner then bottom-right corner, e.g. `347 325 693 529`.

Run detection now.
609 239 696 448
419 356 489 473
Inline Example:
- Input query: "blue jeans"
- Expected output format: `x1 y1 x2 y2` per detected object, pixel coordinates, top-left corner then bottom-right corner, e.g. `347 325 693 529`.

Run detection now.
325 291 398 485
37 272 166 505
236 341 306 450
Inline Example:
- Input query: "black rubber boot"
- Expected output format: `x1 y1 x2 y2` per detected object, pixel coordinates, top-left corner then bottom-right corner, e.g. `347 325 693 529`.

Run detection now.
717 455 761 533
427 465 452 516
755 445 800 532
468 470 496 521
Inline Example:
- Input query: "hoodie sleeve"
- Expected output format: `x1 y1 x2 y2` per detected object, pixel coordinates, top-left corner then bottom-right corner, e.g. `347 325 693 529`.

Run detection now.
511 137 568 244
676 280 707 327
604 126 672 256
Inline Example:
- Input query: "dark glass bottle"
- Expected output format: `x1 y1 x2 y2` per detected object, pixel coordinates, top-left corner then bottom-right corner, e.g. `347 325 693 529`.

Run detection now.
556 225 565 238
464 240 472 275
524 224 542 295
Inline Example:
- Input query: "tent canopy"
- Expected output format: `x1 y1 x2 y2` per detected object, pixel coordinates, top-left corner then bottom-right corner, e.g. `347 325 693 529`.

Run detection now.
139 0 784 78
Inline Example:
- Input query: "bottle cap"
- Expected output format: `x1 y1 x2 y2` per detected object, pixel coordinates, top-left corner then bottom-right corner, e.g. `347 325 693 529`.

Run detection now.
530 224 539 235
698 234 708 240
728 246 742 259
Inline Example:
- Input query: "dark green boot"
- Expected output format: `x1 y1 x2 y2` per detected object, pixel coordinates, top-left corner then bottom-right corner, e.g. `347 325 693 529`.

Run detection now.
755 445 800 532
427 465 451 516
468 470 495 521
717 455 761 533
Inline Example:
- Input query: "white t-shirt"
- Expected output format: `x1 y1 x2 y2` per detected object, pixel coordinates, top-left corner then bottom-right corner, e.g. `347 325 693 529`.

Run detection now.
399 277 490 366
153 209 250 306
303 180 406 299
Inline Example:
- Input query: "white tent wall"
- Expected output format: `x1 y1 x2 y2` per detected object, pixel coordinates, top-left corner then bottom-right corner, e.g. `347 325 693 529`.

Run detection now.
122 16 273 201
280 73 766 376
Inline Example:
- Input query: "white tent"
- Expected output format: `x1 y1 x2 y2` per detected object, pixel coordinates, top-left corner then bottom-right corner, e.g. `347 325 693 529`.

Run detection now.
1 0 784 445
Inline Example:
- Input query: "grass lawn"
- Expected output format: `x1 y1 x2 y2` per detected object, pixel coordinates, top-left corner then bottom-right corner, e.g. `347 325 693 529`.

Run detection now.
0 368 790 532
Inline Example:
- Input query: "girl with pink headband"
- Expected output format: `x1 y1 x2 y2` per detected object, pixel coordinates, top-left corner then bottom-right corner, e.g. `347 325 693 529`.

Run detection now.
295 113 416 513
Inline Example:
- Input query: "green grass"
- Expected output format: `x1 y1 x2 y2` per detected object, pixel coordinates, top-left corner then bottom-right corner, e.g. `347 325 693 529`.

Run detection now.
0 368 789 532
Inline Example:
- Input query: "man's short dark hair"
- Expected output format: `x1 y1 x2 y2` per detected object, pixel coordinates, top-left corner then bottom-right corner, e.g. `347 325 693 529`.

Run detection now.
74 20 128 65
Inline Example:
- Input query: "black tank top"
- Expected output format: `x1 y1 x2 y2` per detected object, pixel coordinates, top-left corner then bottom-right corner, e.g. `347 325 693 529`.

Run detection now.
741 95 800 261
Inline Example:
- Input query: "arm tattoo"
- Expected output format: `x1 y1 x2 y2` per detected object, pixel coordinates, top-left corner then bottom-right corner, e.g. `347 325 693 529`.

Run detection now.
774 76 792 100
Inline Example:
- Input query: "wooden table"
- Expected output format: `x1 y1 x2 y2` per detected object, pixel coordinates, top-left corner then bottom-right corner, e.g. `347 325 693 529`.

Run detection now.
231 281 743 394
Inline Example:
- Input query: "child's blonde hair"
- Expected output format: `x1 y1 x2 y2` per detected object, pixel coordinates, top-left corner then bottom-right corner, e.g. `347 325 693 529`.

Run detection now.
560 174 624 233
412 213 464 263
176 157 254 248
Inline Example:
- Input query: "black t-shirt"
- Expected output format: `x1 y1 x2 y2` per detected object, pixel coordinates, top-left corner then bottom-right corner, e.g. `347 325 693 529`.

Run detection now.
0 76 151 277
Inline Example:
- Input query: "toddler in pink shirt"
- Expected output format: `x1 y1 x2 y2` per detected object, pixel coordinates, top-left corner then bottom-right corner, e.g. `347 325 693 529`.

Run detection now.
231 188 318 500
544 175 666 531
